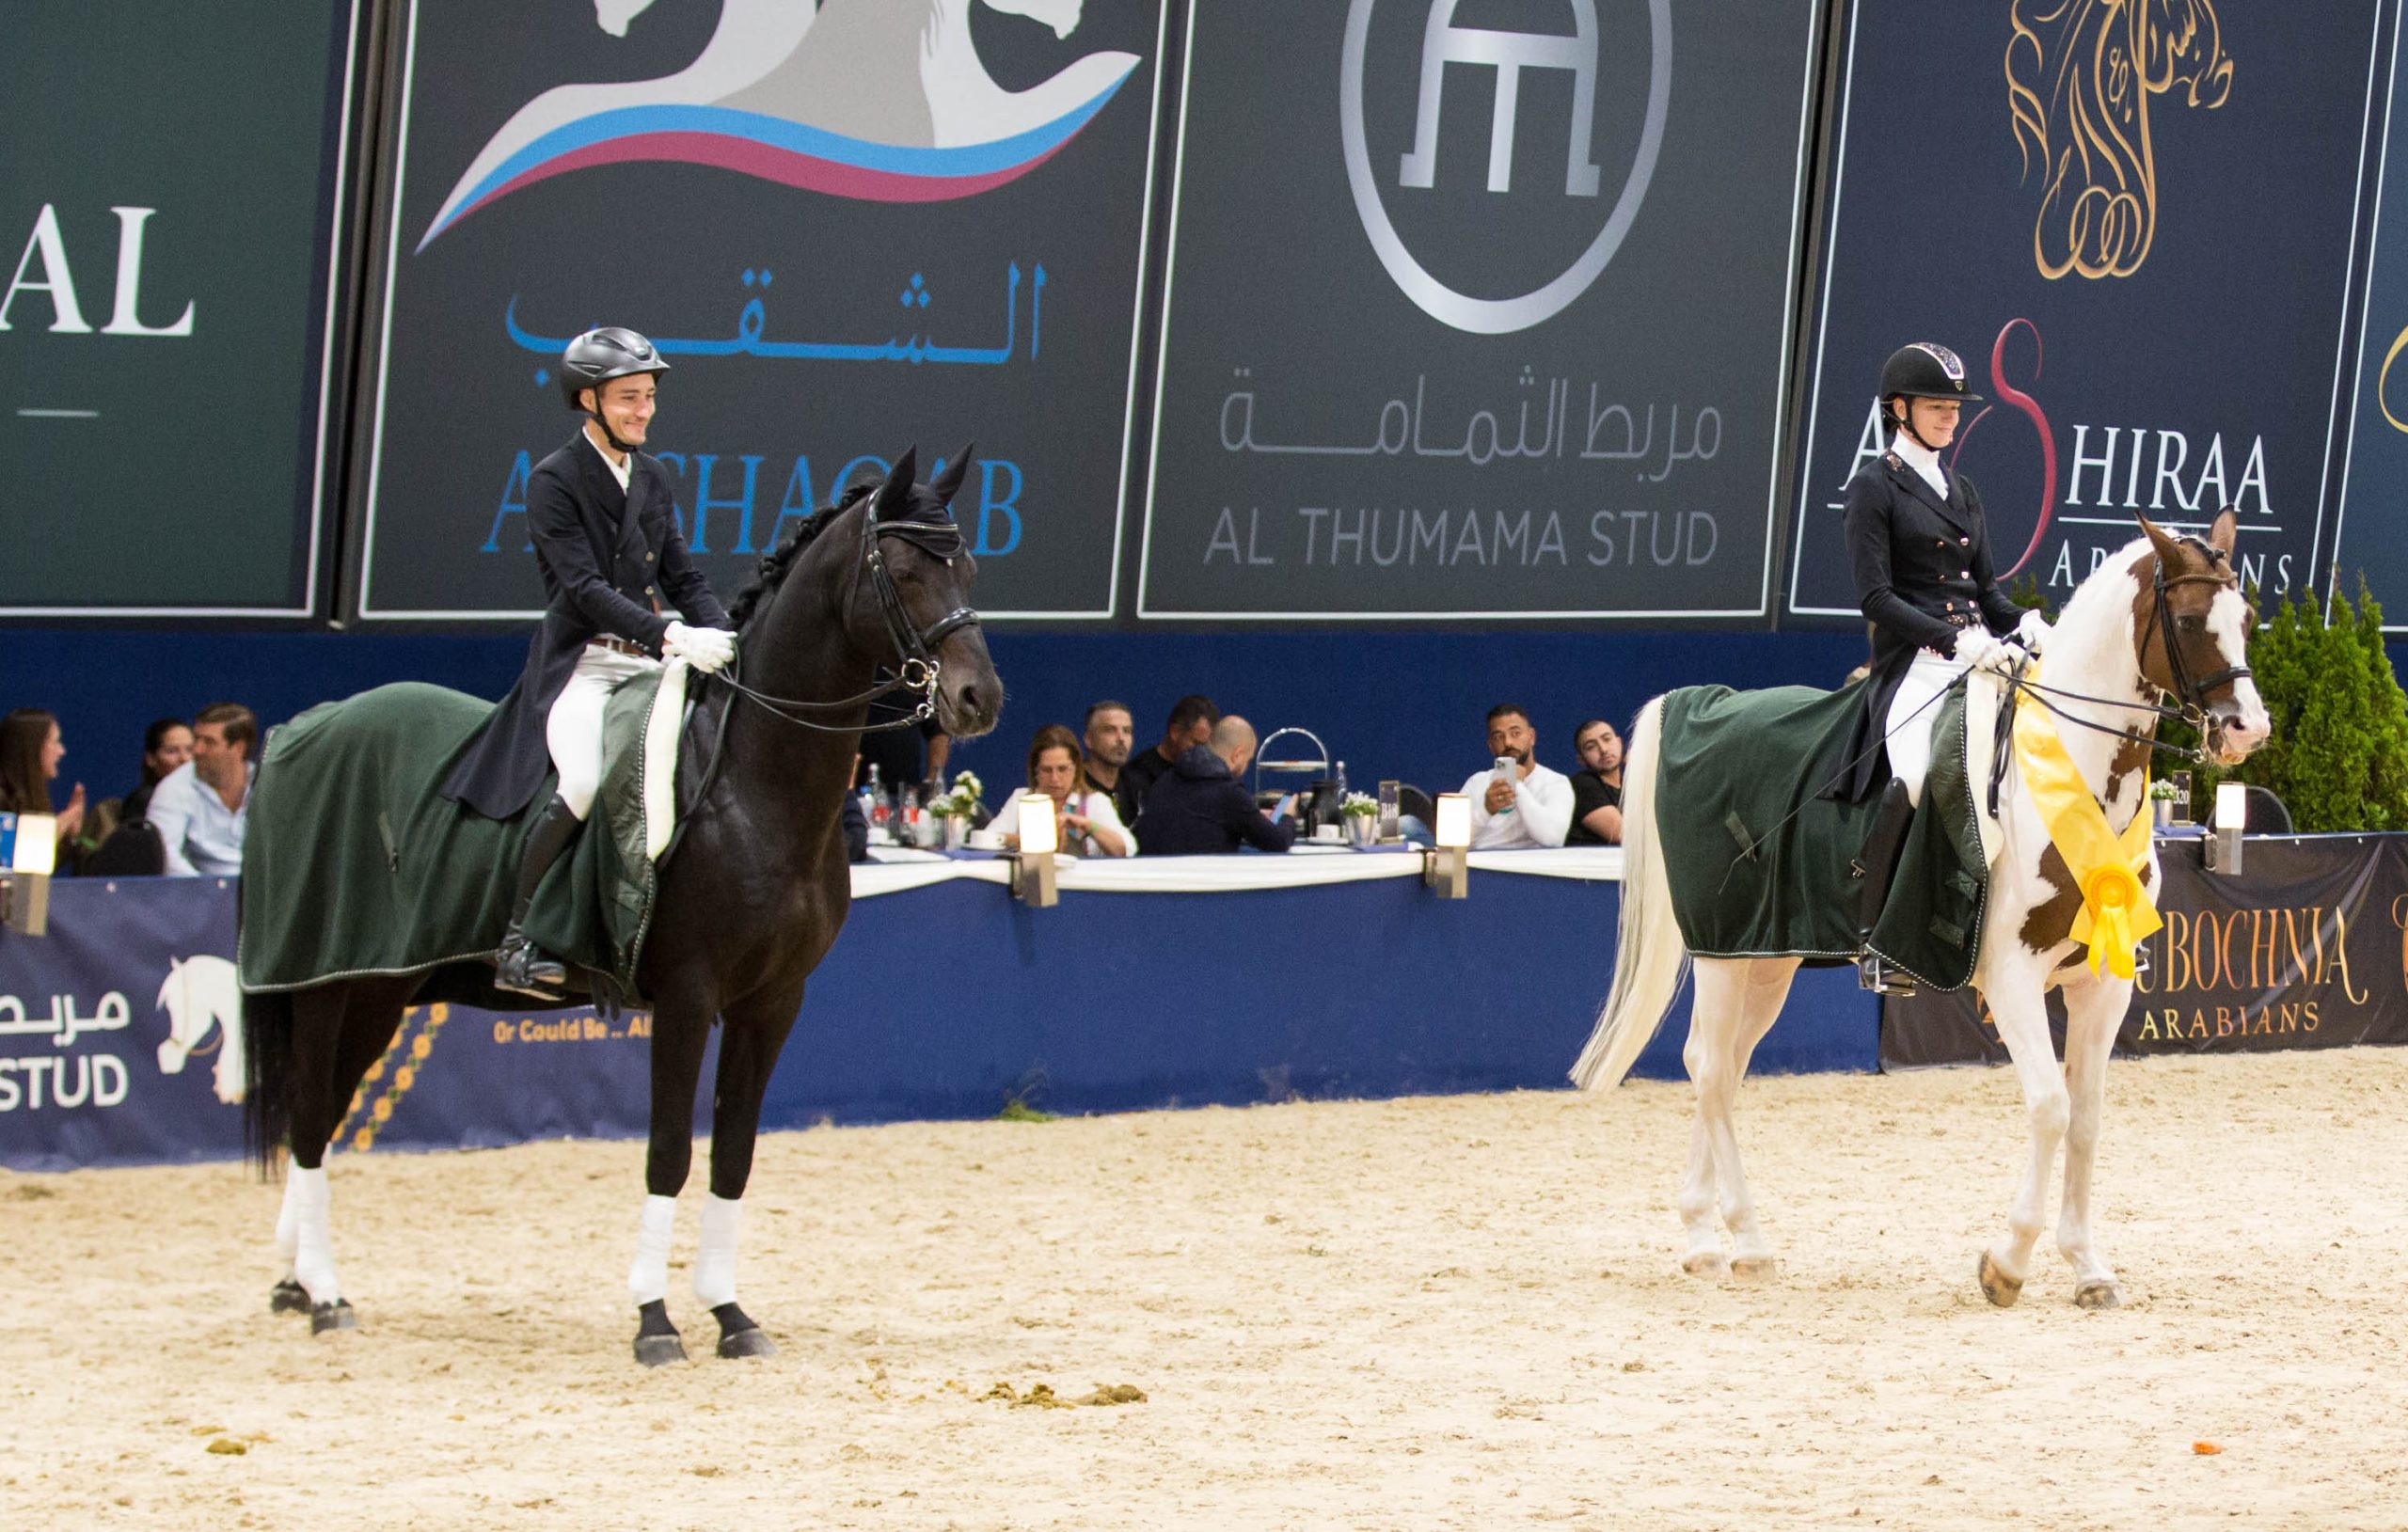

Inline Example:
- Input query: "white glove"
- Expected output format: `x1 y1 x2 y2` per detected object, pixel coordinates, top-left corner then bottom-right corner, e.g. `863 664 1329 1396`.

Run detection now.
2014 608 2052 653
1953 626 2027 676
662 621 736 674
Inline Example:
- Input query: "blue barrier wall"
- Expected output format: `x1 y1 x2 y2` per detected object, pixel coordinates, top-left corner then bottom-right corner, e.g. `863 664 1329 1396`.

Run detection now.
0 871 1880 1172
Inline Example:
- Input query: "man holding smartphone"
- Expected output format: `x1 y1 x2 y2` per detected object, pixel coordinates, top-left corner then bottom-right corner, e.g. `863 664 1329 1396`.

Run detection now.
1457 704 1574 849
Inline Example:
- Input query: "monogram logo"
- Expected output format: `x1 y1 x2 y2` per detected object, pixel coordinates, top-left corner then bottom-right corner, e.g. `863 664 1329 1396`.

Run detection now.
1341 0 1671 335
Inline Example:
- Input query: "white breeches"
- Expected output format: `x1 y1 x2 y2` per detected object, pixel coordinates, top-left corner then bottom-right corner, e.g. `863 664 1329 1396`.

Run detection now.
547 644 657 819
1883 649 1972 805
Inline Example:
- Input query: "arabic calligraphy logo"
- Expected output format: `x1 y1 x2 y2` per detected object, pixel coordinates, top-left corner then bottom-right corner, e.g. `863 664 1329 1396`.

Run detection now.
1340 0 1671 335
418 0 1142 251
2004 0 2233 281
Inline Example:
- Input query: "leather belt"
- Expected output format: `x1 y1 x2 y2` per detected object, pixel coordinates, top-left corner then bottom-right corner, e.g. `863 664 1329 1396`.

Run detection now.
589 635 651 659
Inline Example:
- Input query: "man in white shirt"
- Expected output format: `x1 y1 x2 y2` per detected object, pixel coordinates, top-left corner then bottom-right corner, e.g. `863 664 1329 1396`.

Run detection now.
146 703 257 877
1458 704 1574 849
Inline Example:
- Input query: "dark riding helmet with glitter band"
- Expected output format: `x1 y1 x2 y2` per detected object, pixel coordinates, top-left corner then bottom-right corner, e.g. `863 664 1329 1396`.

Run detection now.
558 326 670 411
1877 342 1984 407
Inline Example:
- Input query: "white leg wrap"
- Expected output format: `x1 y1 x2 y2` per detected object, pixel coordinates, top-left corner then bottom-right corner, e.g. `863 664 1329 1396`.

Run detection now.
627 1194 676 1306
693 1194 741 1309
274 1172 302 1267
290 1166 339 1305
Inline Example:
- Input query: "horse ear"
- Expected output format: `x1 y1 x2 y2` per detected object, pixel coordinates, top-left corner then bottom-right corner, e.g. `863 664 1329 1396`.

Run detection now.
877 448 919 514
2207 505 2239 558
2134 511 2183 566
929 443 975 509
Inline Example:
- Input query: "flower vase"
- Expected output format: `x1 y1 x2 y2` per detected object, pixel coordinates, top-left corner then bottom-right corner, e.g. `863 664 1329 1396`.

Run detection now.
1345 814 1379 848
943 813 970 851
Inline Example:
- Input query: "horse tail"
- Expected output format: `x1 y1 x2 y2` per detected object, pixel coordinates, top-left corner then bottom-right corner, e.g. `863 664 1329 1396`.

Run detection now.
1571 693 1688 1091
242 988 293 1178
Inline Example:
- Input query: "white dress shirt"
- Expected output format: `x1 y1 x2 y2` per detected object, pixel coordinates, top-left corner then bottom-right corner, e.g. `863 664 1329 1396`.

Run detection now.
1890 431 1949 498
1457 761 1575 849
146 760 252 877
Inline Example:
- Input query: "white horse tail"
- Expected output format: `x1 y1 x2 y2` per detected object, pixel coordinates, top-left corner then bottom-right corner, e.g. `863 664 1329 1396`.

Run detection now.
1571 693 1688 1091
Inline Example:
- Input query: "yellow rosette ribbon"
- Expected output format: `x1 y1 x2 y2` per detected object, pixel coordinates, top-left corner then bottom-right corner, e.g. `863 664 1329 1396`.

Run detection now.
2010 664 2162 980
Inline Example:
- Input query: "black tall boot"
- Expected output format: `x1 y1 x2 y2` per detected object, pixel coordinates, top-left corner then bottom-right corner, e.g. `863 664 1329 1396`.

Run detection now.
495 795 582 999
1853 778 1918 997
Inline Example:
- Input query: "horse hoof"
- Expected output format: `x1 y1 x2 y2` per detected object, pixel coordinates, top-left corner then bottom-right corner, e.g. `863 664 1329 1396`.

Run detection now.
1977 1251 2022 1308
270 1279 310 1316
717 1326 777 1360
634 1334 689 1368
1731 1256 1779 1283
2073 1280 2124 1310
309 1300 356 1335
1681 1252 1729 1279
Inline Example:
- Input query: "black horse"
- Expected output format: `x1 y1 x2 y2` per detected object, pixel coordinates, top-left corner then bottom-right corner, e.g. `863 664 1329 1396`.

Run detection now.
242 450 1002 1364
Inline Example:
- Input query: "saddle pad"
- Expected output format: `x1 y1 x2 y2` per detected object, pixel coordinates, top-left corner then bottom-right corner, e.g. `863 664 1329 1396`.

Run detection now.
238 671 683 995
1656 680 1988 991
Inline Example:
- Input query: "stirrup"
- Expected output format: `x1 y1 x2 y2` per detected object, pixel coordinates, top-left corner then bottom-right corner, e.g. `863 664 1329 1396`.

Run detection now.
1857 953 1917 998
494 933 568 1000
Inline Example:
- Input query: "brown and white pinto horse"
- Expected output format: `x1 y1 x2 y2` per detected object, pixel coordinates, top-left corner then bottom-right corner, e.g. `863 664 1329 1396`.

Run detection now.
1575 509 2268 1307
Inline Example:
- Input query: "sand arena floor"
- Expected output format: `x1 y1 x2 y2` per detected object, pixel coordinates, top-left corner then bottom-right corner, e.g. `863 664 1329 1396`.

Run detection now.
4 1047 2405 1531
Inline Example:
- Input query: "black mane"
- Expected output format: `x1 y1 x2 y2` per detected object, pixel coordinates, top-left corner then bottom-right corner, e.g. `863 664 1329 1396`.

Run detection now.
727 483 870 629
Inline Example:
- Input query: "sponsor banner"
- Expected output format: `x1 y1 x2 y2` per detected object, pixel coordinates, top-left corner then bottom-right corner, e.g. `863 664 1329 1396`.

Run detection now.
2336 21 2408 627
356 0 1169 621
1140 0 1822 619
1883 835 2408 1069
1790 2 2383 624
0 879 666 1172
0 2 362 614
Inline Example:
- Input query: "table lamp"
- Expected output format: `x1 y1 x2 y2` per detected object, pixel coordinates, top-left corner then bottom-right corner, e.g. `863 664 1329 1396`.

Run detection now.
2 812 57 936
1010 790 1059 907
2205 781 2246 876
1425 793 1470 899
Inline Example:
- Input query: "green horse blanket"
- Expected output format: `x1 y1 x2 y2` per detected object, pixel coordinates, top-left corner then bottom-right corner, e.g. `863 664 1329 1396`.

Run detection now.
1654 679 1989 991
236 671 684 997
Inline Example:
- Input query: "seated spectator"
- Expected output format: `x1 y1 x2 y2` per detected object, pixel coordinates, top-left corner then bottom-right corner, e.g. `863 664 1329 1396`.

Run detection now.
1459 704 1573 849
842 788 871 863
119 717 194 824
1024 723 1134 857
1139 715 1295 856
1120 694 1219 822
1080 700 1140 829
1567 718 1624 846
0 708 87 867
147 703 256 877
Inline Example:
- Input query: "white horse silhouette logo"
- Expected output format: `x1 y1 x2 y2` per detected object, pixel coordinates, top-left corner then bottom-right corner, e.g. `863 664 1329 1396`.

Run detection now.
155 955 246 1106
420 0 1142 248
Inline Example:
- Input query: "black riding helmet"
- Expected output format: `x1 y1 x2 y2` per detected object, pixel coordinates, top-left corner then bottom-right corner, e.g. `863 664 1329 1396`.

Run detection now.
558 325 669 411
1878 342 1981 452
1877 341 1982 407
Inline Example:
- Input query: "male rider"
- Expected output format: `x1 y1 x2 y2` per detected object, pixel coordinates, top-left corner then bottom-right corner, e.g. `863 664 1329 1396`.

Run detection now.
441 327 737 997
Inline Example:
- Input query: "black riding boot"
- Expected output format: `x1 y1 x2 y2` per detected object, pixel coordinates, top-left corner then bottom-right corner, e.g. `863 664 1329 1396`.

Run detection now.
1853 779 1918 997
495 795 581 999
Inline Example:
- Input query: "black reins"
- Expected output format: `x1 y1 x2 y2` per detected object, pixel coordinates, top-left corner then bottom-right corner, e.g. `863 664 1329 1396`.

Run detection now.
712 492 981 735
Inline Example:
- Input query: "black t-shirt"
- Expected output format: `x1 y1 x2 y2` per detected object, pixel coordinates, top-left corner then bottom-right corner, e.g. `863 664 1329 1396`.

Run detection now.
1117 745 1180 823
1567 769 1623 845
1083 766 1141 830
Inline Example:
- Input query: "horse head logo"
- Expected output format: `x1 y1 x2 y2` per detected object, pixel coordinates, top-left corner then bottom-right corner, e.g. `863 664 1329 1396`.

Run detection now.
155 955 246 1106
419 0 1142 249
2004 0 2233 280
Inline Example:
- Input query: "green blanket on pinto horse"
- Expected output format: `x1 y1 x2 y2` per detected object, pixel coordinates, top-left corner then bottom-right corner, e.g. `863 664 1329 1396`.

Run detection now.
236 673 682 998
1655 679 1989 991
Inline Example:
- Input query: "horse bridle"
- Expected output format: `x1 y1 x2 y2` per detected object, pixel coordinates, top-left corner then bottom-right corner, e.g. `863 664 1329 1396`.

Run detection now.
713 490 982 735
2004 534 2252 765
2136 538 2252 724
